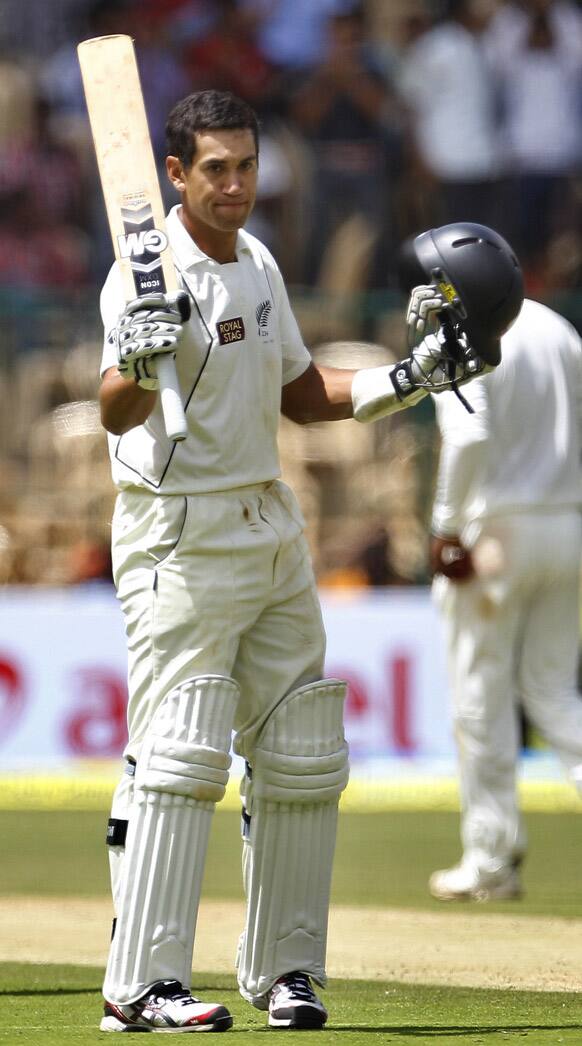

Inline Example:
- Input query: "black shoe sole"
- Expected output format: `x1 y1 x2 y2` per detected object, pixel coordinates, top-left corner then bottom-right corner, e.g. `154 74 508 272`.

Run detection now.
269 1014 326 1030
211 1014 234 1032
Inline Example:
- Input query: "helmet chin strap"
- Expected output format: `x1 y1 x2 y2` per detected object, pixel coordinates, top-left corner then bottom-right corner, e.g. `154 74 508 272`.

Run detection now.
439 312 475 415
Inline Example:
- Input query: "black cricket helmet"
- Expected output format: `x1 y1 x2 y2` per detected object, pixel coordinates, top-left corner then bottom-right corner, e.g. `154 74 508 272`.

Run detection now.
402 222 524 365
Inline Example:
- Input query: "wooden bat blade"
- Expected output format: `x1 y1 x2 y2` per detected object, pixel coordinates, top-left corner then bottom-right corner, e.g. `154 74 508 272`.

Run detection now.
78 34 187 442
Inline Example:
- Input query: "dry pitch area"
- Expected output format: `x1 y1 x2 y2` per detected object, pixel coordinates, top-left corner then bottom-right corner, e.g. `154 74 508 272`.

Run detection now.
3 897 582 993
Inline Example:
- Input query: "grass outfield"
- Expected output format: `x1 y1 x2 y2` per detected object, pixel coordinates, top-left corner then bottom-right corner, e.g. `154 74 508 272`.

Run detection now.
2 808 582 916
1 964 582 1044
2 808 582 1041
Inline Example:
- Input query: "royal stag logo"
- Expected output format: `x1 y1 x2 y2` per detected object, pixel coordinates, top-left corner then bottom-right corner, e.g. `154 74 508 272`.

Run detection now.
255 299 272 336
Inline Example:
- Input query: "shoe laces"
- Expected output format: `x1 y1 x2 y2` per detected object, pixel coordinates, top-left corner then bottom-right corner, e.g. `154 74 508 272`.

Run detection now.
146 980 201 1007
273 972 317 1002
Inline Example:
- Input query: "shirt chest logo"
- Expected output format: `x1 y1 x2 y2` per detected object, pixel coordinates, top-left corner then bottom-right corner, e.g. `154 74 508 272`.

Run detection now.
256 299 272 337
217 316 245 344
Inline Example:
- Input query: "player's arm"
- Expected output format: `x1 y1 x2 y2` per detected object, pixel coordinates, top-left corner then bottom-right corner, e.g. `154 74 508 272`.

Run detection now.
282 323 488 425
99 367 157 435
281 363 355 423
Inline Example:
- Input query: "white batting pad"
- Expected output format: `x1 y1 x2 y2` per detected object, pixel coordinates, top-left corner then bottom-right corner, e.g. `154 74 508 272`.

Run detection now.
104 675 239 1004
237 679 349 1005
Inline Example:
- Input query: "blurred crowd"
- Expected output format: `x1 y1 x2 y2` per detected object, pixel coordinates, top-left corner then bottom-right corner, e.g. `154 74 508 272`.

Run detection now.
1 0 582 587
2 0 582 297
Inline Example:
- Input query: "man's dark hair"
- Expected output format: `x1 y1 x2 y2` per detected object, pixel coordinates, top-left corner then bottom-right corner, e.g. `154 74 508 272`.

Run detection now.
166 90 260 169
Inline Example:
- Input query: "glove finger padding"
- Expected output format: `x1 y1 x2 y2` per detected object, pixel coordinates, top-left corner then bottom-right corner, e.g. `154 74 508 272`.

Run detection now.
122 290 191 322
110 289 191 380
406 284 450 348
408 331 487 393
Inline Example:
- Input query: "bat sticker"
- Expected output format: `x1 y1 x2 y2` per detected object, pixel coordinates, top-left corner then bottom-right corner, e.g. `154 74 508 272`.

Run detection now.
117 202 168 294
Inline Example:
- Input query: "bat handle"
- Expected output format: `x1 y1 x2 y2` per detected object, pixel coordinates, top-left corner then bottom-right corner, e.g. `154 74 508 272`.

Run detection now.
157 355 188 442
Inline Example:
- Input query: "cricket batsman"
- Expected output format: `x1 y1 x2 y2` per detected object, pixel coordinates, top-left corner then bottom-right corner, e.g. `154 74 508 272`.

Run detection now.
97 90 510 1032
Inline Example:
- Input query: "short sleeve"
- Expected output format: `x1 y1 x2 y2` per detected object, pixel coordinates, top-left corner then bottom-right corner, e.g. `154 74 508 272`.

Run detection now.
259 244 311 385
99 262 126 375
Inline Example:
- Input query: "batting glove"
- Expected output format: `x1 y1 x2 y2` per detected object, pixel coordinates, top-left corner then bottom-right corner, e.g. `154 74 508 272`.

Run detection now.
352 329 487 423
406 284 450 348
404 329 486 395
110 291 191 389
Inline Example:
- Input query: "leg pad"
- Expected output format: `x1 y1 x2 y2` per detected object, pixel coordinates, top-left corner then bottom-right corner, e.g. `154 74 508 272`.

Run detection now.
237 678 348 1006
104 674 239 1005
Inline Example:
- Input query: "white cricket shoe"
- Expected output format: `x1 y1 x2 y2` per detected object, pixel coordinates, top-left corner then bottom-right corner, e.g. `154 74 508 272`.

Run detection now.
268 972 328 1029
100 979 233 1033
429 860 523 902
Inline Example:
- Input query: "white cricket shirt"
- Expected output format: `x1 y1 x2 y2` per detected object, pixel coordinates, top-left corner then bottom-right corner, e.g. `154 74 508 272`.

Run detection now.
432 298 582 537
100 206 311 494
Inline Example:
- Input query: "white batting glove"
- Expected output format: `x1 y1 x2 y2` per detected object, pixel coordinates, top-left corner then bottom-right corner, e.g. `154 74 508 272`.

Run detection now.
109 290 191 388
404 330 486 395
406 284 450 348
352 329 487 423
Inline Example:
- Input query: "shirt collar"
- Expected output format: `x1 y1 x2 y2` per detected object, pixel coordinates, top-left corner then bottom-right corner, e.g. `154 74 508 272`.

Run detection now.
166 204 251 270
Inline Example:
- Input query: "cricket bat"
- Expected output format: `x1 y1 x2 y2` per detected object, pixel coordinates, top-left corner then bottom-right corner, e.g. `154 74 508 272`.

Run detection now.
77 34 188 442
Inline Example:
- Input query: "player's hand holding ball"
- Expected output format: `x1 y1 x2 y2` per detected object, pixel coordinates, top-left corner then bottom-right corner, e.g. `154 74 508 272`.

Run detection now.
112 290 191 389
430 534 475 582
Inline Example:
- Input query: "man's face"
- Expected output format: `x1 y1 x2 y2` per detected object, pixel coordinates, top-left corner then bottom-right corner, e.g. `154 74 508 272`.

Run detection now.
167 128 258 235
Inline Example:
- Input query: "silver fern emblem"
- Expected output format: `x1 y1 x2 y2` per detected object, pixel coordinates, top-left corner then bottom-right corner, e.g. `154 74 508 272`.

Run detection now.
255 299 272 335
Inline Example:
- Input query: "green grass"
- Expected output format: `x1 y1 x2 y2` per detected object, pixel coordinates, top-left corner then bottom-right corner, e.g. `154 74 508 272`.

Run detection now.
2 808 582 917
2 808 582 1042
1 964 582 1044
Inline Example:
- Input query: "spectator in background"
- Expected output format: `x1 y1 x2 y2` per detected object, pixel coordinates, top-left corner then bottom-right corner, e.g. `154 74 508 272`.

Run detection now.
0 92 91 292
239 0 357 81
0 0 96 59
290 2 403 288
68 536 113 586
141 0 217 48
125 2 191 158
0 185 89 291
180 0 278 111
0 45 37 148
0 94 88 231
397 0 504 237
483 0 582 290
318 522 410 589
40 0 133 148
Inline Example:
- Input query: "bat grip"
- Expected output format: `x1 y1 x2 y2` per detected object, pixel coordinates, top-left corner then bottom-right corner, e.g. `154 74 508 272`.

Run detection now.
157 355 188 442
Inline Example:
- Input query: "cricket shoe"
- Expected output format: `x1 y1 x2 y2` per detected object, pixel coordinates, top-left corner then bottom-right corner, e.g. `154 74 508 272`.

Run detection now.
429 860 523 902
100 979 233 1033
267 971 328 1029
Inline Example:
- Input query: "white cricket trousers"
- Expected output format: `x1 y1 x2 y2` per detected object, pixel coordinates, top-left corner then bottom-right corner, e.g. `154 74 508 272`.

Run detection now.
111 479 326 763
434 509 582 873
